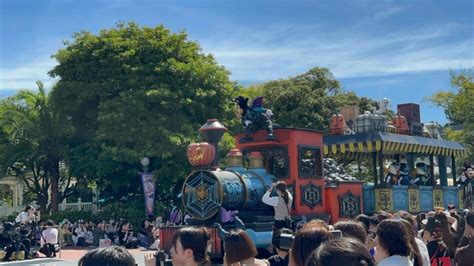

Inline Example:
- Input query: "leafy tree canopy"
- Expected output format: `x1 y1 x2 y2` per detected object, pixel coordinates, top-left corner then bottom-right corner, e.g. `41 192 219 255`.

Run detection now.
242 67 378 131
428 70 474 162
0 82 75 212
49 22 239 200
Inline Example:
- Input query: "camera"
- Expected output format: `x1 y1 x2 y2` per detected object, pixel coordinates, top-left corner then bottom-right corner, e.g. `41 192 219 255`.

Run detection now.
278 233 294 250
272 228 294 251
155 250 171 266
330 230 342 239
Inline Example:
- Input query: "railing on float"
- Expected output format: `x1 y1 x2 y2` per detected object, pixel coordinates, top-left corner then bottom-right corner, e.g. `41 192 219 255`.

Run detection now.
363 182 472 213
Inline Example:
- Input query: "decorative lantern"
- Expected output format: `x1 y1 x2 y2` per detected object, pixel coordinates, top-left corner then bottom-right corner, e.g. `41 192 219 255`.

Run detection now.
187 142 216 167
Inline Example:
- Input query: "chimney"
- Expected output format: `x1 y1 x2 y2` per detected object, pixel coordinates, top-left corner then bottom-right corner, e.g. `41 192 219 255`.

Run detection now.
226 149 243 167
248 151 264 169
199 119 227 168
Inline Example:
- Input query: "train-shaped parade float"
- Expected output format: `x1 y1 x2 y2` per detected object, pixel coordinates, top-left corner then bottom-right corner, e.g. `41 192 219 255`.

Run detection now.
158 96 471 260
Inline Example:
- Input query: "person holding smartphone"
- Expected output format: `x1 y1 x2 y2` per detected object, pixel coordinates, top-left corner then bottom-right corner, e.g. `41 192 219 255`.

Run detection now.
15 205 35 225
424 217 451 265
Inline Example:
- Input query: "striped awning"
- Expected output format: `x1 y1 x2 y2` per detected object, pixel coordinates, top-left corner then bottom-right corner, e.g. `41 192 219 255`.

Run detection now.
326 151 397 161
323 132 467 157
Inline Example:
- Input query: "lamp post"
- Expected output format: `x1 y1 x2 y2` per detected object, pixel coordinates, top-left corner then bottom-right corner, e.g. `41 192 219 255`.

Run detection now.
139 157 156 218
140 157 150 173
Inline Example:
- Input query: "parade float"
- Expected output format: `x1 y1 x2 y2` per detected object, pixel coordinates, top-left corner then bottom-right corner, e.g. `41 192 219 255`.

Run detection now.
158 97 469 260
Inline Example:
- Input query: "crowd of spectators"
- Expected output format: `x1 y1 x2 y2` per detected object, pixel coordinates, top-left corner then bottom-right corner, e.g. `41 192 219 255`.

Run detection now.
2 204 473 265
0 207 163 261
55 218 161 250
163 208 473 266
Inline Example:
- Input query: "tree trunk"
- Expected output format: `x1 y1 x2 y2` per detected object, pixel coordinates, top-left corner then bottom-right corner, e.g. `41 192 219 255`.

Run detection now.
48 156 60 213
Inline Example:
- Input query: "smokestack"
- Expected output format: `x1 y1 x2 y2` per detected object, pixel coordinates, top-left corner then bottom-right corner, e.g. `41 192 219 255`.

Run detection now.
248 151 264 169
226 149 243 167
199 119 227 168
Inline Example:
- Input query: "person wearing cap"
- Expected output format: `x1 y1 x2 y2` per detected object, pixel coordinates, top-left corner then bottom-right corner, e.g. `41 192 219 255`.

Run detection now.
39 220 59 257
455 210 474 266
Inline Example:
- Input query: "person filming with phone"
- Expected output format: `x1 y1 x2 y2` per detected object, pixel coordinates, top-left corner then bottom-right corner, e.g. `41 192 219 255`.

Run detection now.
15 205 35 225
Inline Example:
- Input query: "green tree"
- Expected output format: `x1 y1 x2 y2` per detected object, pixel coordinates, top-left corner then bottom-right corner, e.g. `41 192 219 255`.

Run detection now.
241 67 378 131
428 70 474 162
49 22 239 201
0 82 75 212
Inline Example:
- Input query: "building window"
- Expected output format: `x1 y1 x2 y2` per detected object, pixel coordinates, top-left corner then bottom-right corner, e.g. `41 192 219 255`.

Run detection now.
298 146 322 178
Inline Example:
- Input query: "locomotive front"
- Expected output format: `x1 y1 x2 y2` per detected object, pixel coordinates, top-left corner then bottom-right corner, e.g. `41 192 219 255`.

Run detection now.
182 150 276 222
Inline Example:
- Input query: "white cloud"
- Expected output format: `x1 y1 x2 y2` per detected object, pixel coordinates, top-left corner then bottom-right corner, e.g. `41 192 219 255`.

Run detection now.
199 22 473 82
0 59 57 91
373 6 405 20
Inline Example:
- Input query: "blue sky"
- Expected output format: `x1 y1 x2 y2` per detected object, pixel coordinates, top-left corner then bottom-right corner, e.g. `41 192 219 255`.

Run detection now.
1 0 473 124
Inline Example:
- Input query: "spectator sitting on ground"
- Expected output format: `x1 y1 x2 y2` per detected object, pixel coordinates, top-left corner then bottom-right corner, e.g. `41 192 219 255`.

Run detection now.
170 227 211 266
305 237 375 266
60 222 74 246
137 219 154 249
75 220 88 246
78 245 136 266
118 221 138 249
223 229 269 266
39 219 59 258
148 227 160 250
85 222 94 246
92 221 107 247
455 210 474 266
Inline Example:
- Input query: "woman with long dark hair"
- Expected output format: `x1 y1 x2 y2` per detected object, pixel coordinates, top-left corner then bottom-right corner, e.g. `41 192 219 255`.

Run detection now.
262 181 293 230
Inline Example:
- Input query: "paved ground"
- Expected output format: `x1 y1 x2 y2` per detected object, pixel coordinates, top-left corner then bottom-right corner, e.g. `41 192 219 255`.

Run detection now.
0 247 149 266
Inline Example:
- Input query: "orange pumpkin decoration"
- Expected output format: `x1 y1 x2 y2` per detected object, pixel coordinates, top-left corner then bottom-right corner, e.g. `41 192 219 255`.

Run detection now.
187 142 216 167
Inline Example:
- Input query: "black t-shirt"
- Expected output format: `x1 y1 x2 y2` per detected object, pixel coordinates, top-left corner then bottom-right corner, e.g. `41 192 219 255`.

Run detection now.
268 254 289 266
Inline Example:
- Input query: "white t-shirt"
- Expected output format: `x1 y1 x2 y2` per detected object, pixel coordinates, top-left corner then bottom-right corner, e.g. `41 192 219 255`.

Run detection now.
15 211 29 224
41 227 59 246
75 227 87 238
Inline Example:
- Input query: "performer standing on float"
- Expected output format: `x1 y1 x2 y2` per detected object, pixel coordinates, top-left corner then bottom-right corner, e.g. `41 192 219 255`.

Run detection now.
262 181 293 230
